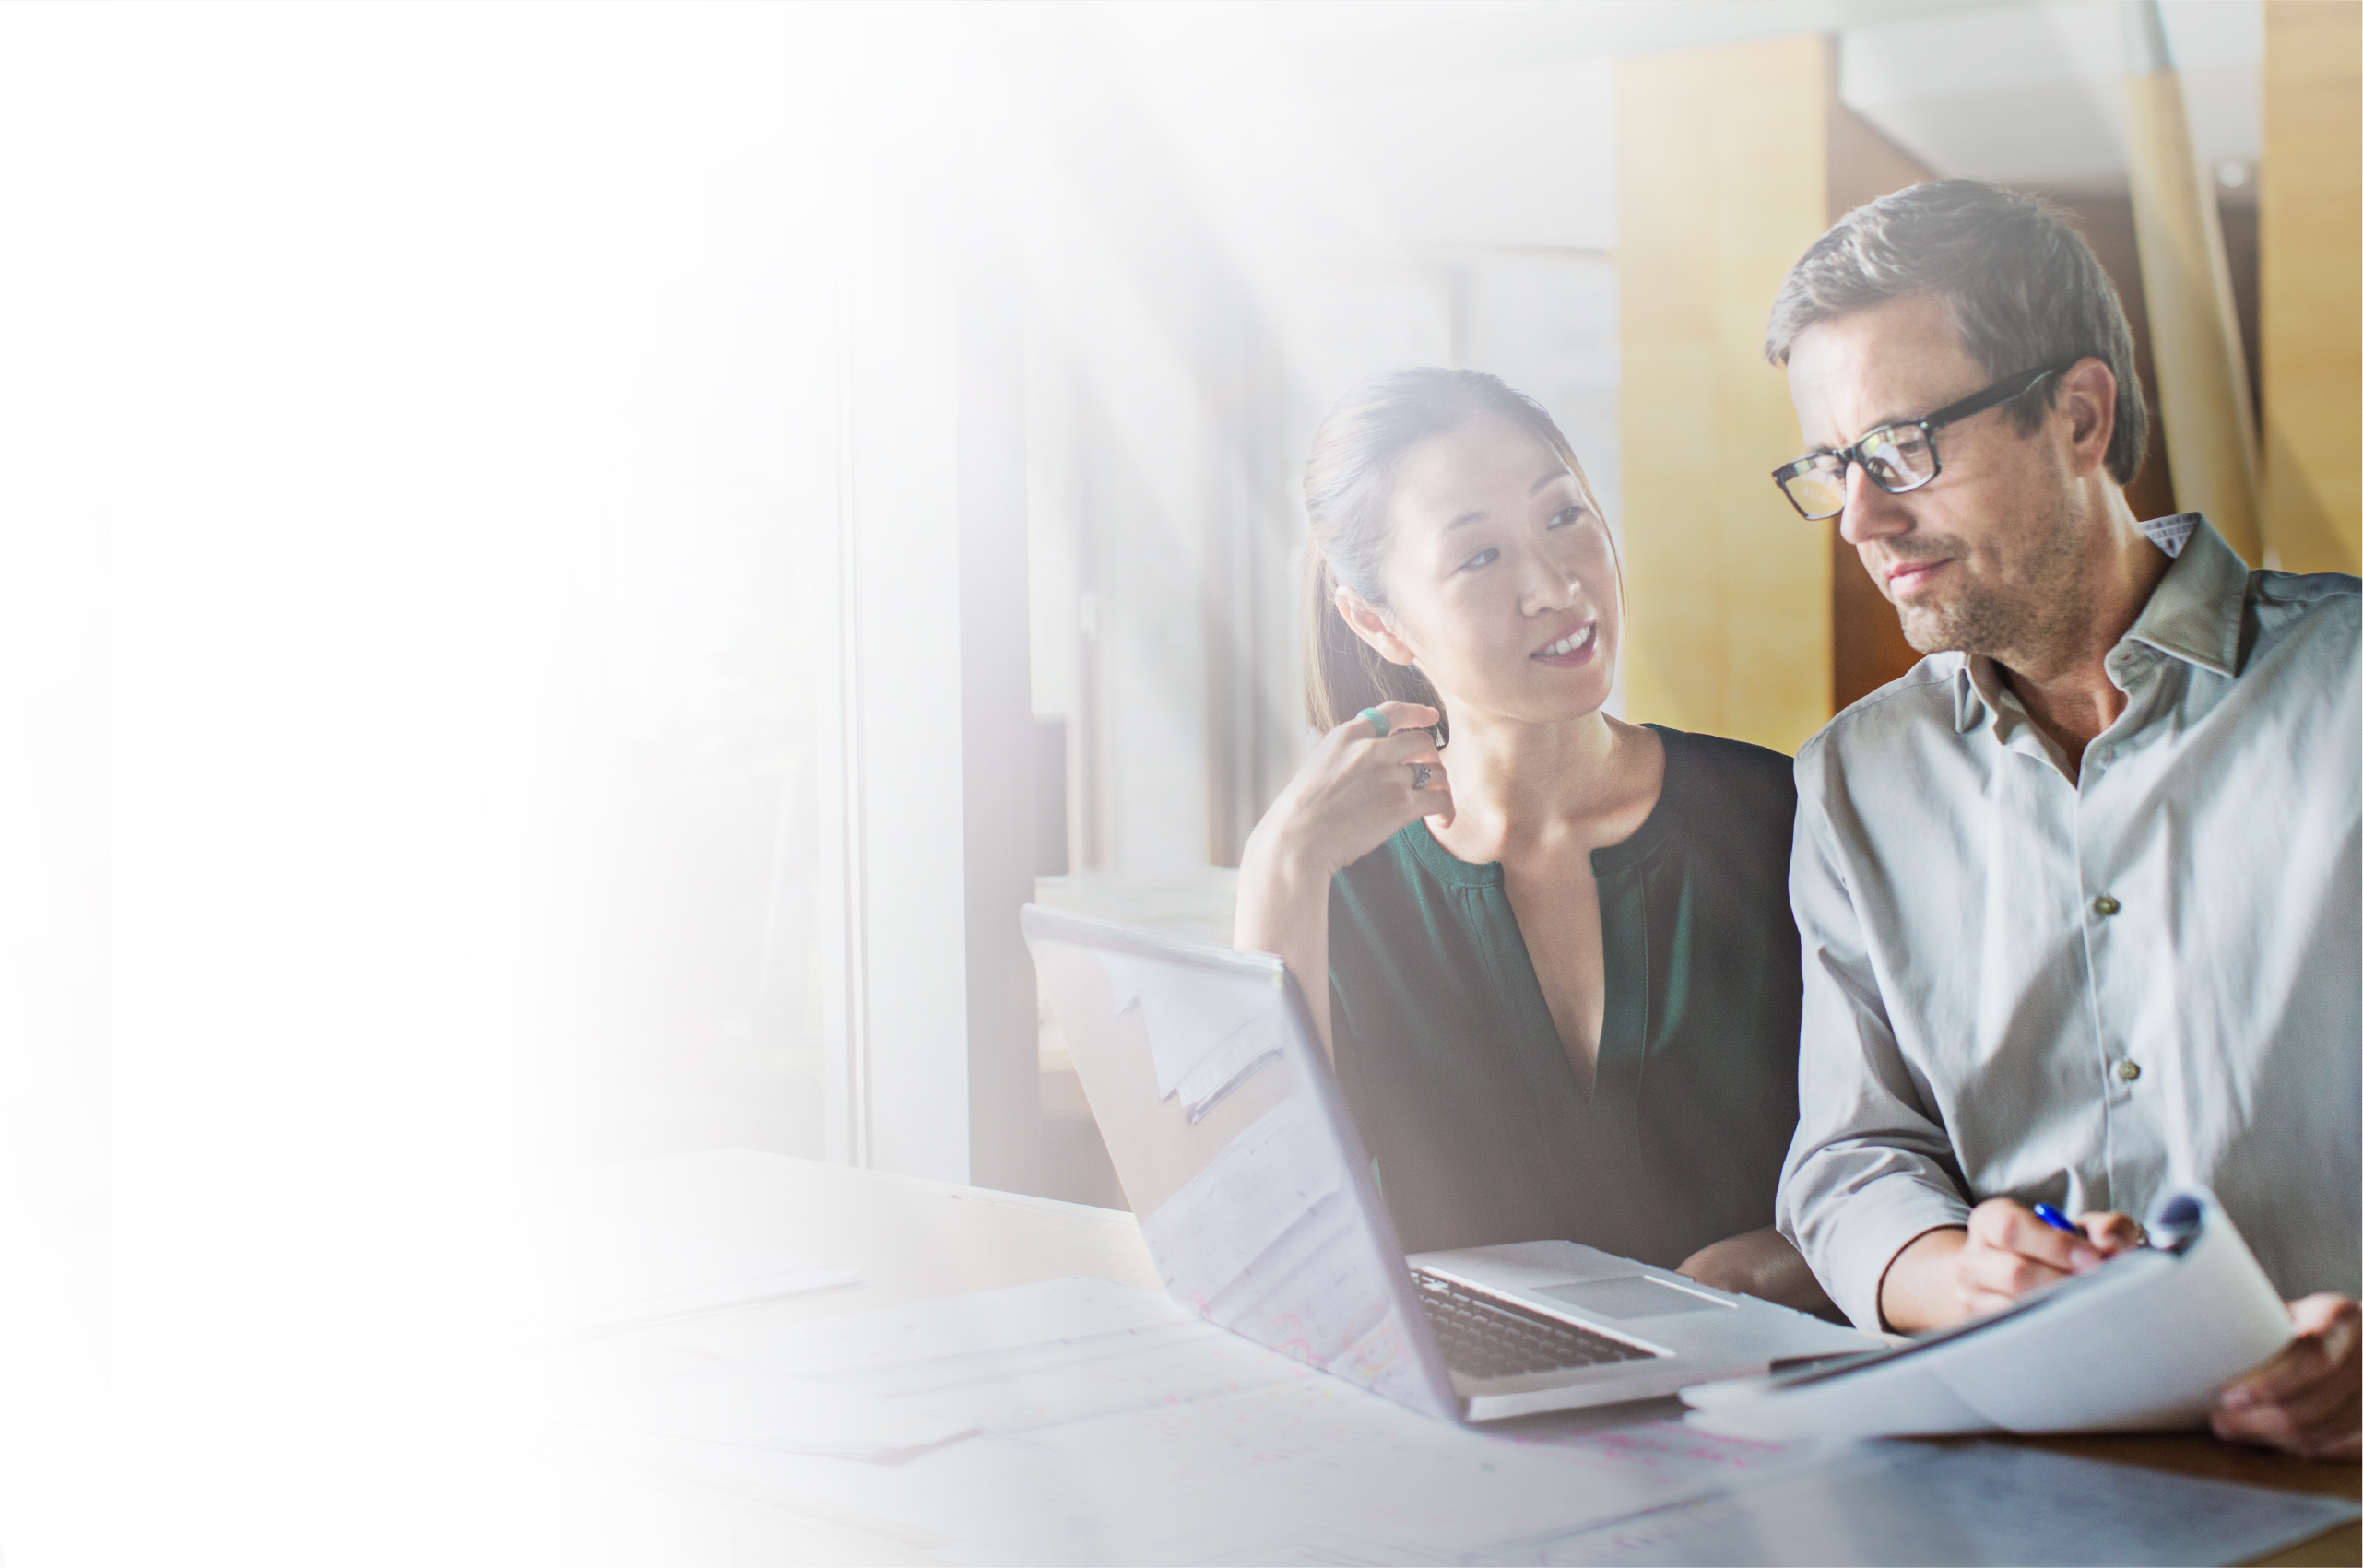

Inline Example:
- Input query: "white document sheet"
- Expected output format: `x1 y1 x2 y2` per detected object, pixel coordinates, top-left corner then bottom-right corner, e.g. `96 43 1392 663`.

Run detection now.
1105 954 1283 1119
573 1278 1823 1564
1136 1095 1437 1410
691 1274 1191 1376
574 1384 1821 1565
573 1350 977 1461
1138 1093 1341 1303
1468 1439 2361 1566
507 1210 858 1338
691 1277 1304 1436
1684 1186 2293 1441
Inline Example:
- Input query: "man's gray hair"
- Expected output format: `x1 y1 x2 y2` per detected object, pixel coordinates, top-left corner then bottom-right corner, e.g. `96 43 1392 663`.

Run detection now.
1764 179 2148 486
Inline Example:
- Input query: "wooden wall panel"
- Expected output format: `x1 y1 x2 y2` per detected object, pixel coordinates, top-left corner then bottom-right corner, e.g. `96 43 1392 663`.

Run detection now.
2126 53 2267 562
1827 106 1935 712
1620 40 1940 742
1618 36 1835 751
2262 0 2363 574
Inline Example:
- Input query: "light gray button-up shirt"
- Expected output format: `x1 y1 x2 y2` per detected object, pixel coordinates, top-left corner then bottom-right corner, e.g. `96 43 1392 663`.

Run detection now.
1777 516 2361 1330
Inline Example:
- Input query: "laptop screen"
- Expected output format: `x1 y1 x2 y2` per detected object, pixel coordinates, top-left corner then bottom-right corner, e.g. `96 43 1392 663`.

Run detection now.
1023 905 1459 1421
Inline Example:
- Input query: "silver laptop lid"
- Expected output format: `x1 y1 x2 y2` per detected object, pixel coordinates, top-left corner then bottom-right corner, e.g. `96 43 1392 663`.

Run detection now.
1022 904 1459 1421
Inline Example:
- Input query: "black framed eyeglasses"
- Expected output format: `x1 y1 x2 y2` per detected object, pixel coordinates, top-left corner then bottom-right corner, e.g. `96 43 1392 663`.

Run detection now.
1769 360 2075 521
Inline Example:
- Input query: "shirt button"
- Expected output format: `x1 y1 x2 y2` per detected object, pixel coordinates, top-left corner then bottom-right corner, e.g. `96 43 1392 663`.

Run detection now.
2092 894 2121 916
2117 1059 2142 1082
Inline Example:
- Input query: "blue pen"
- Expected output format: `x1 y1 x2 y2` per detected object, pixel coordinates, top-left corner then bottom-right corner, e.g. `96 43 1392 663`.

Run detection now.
2031 1202 2080 1235
2036 1199 2160 1255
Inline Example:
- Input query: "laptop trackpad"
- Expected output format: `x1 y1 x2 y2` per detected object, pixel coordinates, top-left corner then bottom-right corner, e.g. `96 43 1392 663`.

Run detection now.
1536 1276 1728 1319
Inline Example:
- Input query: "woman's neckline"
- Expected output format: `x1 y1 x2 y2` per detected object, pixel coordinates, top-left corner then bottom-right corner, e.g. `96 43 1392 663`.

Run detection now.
1403 725 1680 887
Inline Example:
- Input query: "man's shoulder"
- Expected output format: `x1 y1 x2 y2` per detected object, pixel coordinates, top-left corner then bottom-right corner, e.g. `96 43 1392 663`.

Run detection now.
2243 565 2359 686
1792 655 1963 784
2251 564 2361 609
2250 564 2361 639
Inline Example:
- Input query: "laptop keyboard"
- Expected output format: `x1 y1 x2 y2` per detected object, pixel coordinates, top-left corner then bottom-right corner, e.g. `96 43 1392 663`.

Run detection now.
1412 1271 1660 1379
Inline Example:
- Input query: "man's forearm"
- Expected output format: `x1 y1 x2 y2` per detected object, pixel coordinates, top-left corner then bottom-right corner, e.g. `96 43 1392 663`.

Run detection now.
1875 1224 1969 1333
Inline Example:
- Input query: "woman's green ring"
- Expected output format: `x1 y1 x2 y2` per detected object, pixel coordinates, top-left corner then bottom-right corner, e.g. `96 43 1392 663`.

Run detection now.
1359 706 1391 737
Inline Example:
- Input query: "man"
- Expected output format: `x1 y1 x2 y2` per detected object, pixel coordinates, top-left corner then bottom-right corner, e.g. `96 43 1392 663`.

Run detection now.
1766 180 2359 1459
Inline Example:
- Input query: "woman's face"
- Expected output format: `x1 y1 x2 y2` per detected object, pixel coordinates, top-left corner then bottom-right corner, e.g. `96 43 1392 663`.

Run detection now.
1353 412 1622 726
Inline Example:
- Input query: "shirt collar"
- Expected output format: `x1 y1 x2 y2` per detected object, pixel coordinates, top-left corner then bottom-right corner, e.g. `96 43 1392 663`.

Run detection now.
1950 513 2249 736
2121 513 2247 678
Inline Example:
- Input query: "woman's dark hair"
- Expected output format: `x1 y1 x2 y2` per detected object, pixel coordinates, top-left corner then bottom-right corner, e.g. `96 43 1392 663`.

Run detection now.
1301 367 1594 732
1764 179 2148 485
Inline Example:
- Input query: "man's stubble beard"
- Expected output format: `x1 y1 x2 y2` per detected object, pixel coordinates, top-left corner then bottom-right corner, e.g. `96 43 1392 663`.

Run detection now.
1890 492 2090 665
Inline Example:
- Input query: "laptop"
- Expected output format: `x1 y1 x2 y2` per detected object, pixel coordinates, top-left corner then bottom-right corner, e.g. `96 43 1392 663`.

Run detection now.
1022 903 1878 1423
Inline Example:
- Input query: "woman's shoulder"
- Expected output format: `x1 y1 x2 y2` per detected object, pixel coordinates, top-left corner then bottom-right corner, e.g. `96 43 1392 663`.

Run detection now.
1326 821 1499 990
1329 818 1497 939
1644 724 1797 831
1334 818 1481 898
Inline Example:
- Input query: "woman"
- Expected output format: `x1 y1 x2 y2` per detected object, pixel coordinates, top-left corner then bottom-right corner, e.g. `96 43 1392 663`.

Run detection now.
1235 367 1828 1313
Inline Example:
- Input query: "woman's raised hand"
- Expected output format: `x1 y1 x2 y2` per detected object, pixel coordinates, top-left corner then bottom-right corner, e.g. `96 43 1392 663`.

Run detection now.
1235 701 1450 1055
1246 701 1453 884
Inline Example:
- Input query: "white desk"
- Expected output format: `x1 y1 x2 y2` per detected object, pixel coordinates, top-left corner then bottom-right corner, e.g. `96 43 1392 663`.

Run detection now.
514 1149 2360 1566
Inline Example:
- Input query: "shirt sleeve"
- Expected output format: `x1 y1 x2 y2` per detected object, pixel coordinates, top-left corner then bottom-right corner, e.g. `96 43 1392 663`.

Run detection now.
1776 754 1974 1330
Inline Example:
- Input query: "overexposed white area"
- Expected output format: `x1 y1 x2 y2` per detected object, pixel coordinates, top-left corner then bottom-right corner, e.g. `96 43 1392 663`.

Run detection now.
0 166 106 1568
3 2 828 1560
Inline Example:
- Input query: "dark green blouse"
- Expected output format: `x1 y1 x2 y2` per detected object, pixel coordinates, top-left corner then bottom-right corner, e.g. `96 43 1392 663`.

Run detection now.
1327 725 1802 1270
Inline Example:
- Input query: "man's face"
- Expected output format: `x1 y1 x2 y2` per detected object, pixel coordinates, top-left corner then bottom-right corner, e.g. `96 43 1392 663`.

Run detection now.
1785 293 2090 662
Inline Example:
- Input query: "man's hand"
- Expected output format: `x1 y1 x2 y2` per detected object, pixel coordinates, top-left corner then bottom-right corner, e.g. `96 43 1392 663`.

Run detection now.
1878 1199 2144 1332
2211 1294 2361 1460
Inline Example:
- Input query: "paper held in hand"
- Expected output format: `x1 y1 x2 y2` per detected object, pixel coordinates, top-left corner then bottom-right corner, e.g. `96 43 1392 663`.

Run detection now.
1681 1186 2294 1442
